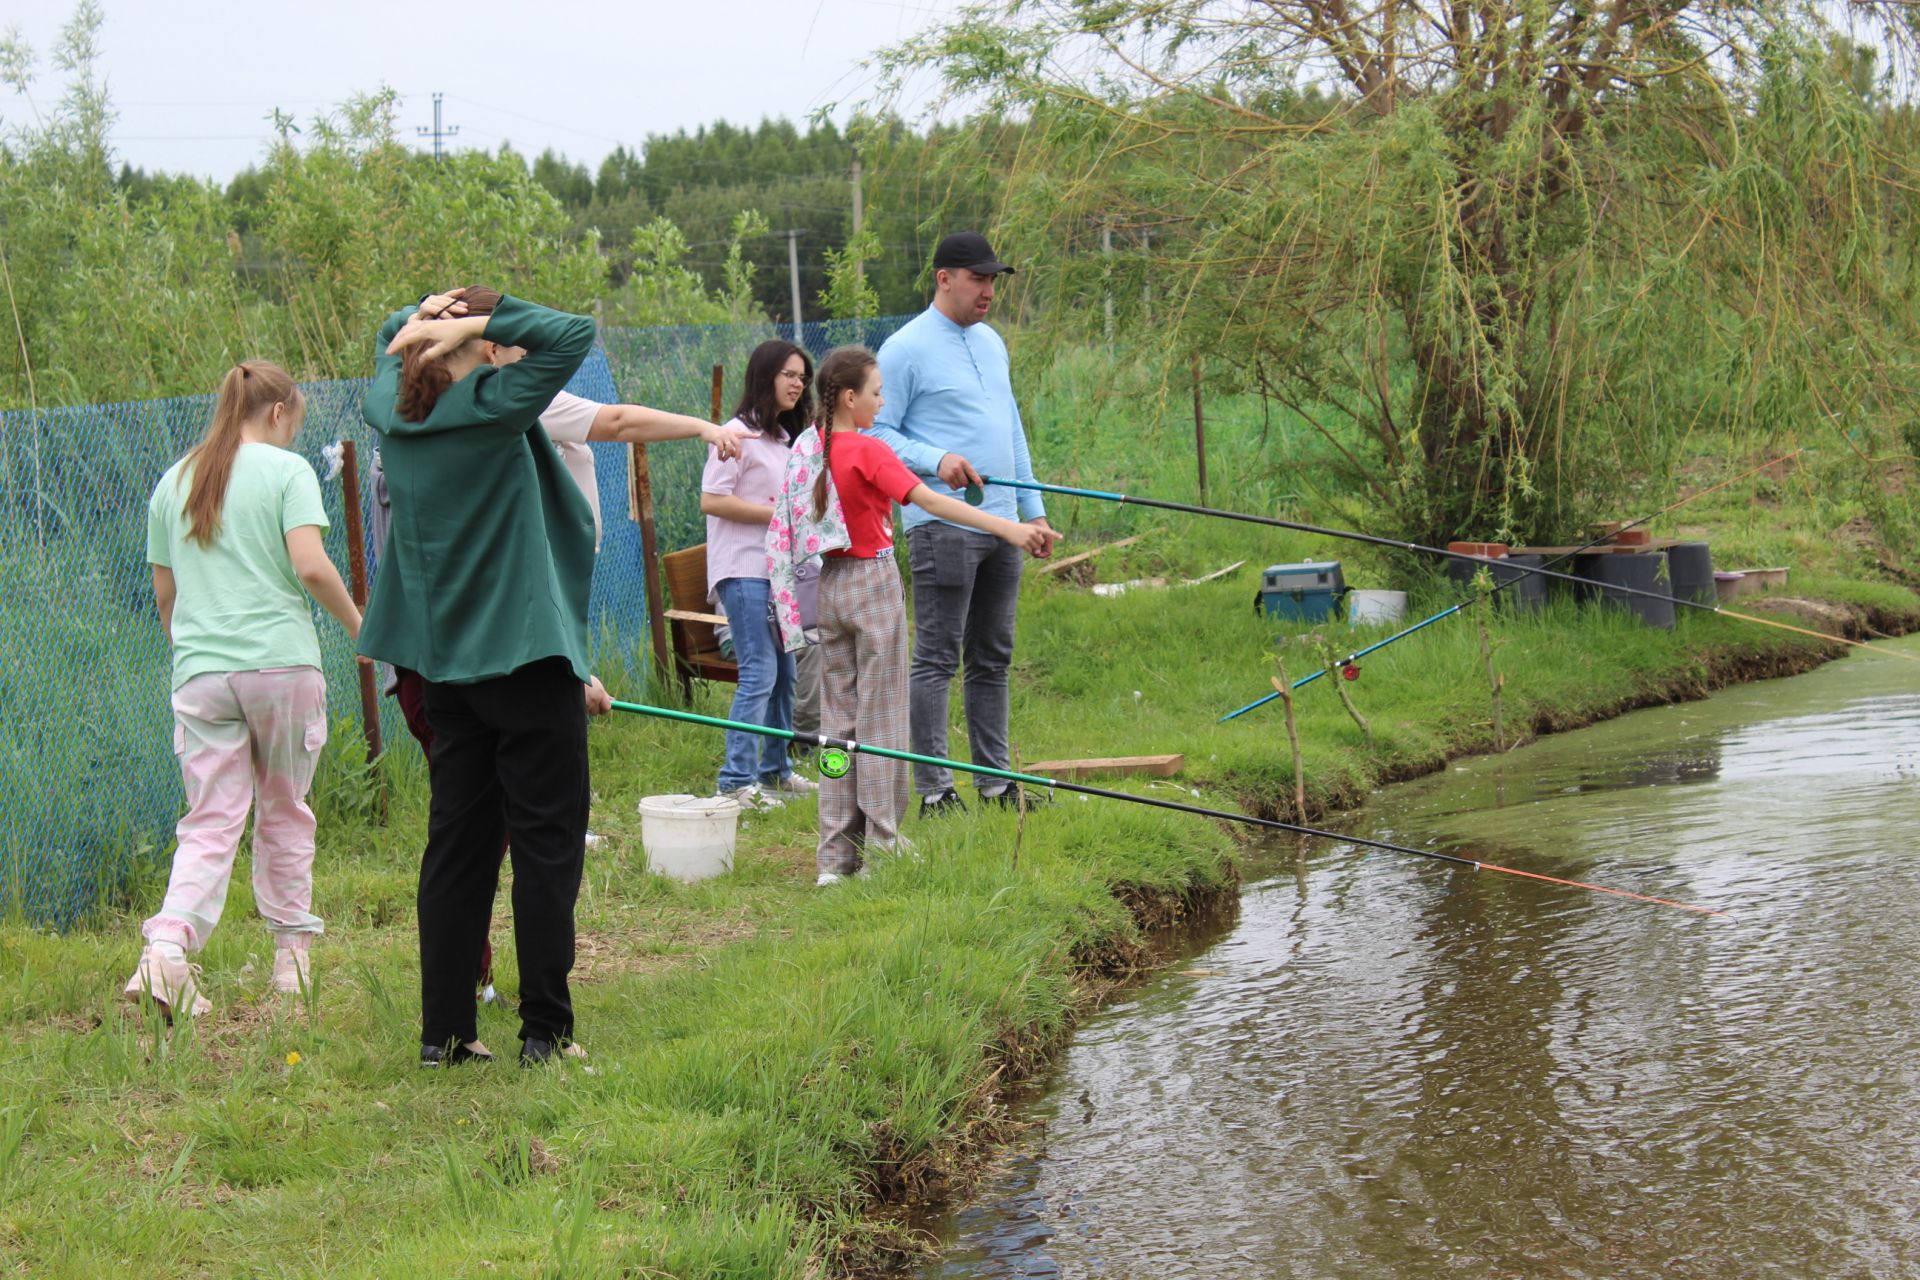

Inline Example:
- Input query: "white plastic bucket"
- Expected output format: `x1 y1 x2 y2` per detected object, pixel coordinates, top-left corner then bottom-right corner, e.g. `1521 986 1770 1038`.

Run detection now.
1349 589 1407 625
637 794 740 882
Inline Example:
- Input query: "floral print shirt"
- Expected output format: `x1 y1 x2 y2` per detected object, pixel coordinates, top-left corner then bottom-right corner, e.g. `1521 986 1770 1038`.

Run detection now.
765 426 849 653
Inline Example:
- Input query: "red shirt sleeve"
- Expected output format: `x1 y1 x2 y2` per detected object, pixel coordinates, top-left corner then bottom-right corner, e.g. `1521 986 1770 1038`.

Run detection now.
853 436 921 505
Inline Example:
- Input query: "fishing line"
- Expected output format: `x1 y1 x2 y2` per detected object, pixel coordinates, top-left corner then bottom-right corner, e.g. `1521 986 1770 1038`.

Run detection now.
610 701 1731 918
1216 448 1825 719
965 469 1917 666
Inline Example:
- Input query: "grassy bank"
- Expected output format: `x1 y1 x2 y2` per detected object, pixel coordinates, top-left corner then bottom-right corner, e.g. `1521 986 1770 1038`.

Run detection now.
3 436 1915 1276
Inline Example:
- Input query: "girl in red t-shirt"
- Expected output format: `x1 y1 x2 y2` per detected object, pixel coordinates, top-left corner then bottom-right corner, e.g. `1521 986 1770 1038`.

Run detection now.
807 346 1060 884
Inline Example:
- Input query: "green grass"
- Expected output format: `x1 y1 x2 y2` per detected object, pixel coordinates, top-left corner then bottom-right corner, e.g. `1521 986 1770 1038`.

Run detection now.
2 424 1913 1275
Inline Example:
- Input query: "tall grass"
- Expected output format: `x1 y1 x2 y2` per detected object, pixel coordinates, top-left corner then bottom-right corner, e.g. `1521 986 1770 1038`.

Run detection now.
0 369 1911 1273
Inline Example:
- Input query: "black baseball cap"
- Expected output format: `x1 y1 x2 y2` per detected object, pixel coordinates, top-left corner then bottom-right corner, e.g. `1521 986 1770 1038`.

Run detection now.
931 231 1014 276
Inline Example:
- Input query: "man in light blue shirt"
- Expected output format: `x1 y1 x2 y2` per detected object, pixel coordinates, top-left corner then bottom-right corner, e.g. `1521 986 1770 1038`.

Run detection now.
870 231 1057 816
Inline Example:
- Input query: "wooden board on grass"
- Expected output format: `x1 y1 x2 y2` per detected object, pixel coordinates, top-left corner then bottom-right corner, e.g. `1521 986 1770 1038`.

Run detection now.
1026 754 1185 780
1038 532 1149 576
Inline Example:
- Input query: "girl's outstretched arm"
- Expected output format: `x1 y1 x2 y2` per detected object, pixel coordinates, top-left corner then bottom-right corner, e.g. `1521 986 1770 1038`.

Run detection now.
907 486 1063 557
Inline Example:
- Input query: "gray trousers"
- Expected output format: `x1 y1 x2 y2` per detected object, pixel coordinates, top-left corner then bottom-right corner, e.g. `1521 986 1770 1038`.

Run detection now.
906 521 1023 798
817 556 911 873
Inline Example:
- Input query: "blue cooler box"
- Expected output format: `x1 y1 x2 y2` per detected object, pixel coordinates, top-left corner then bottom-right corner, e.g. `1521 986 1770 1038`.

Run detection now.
1259 561 1346 622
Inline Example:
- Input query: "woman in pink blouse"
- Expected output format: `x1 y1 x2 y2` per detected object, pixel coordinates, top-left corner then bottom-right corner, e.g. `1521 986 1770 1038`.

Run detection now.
701 340 818 807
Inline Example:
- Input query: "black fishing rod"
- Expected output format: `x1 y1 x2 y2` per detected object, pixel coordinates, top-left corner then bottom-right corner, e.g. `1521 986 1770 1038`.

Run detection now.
611 700 1730 918
968 475 1916 664
1220 448 1815 720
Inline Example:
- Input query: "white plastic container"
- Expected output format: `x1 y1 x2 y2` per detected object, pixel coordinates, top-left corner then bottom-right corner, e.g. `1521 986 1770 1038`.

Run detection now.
1348 589 1407 625
637 794 740 882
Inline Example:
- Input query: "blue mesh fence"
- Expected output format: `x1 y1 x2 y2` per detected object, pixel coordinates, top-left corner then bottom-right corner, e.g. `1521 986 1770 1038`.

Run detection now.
0 315 911 928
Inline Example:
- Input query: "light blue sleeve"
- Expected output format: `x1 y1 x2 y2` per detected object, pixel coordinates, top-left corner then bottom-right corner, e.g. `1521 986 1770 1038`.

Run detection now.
1007 383 1045 521
868 334 947 476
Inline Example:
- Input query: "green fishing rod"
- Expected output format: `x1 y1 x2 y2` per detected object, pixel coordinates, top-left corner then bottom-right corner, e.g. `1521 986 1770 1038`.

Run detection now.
610 699 1729 918
964 474 1915 664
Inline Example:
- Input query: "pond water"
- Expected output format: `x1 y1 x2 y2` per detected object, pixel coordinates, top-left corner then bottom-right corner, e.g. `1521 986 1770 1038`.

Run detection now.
919 636 1920 1278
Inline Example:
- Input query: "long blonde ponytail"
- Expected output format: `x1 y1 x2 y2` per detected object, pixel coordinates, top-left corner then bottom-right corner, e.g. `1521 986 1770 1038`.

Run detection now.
180 361 300 548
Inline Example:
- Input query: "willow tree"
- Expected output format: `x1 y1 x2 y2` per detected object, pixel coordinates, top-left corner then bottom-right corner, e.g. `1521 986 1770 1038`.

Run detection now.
881 1 1920 542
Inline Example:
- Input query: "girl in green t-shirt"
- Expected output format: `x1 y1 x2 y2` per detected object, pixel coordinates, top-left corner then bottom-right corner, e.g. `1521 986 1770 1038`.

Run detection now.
124 361 362 1022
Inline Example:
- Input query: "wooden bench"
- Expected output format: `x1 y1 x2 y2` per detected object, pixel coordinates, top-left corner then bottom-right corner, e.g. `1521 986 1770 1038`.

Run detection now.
661 543 738 698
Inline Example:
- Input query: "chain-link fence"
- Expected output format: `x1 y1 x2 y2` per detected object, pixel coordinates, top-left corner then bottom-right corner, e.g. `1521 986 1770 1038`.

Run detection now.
0 315 913 927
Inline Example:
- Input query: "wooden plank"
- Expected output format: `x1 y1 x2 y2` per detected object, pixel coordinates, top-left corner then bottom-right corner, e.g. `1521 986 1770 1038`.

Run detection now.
1185 559 1246 585
1026 754 1184 780
630 442 671 689
664 609 729 626
337 441 383 766
1038 532 1147 576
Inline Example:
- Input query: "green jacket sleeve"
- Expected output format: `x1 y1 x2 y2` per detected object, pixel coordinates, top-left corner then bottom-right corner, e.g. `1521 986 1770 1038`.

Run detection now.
361 306 419 434
471 296 596 426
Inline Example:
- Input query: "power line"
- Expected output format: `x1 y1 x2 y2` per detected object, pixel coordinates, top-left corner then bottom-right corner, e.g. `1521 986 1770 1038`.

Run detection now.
112 133 271 142
444 95 630 148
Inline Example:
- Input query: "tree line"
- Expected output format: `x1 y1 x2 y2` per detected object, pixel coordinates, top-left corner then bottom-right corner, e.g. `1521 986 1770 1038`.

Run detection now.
5 0 1916 551
0 4 1008 408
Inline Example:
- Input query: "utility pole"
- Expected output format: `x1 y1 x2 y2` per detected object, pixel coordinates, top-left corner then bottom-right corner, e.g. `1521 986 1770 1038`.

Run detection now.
416 92 459 162
783 228 804 339
850 155 865 289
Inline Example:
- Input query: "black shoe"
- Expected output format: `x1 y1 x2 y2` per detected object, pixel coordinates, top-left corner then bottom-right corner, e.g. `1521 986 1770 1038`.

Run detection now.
985 784 1052 810
919 788 968 818
520 1036 558 1067
420 1041 493 1068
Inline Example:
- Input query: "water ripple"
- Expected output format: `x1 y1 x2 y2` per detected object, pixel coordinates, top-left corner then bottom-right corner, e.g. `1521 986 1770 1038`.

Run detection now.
923 640 1920 1278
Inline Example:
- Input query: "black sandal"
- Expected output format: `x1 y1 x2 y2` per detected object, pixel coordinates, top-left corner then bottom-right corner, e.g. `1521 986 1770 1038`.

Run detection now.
420 1040 494 1068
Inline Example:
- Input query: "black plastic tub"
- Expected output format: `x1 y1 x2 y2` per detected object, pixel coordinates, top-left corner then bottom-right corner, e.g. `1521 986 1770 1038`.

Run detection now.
1665 542 1716 608
1444 553 1549 612
1585 552 1676 629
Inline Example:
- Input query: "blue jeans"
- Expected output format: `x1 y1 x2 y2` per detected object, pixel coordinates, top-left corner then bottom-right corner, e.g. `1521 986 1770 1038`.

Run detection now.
714 577 795 792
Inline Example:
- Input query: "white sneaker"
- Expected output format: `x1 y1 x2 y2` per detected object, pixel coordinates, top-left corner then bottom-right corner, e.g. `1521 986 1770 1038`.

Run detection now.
815 871 844 887
271 947 311 995
770 773 819 795
868 835 917 859
584 830 604 848
723 784 787 811
123 945 211 1021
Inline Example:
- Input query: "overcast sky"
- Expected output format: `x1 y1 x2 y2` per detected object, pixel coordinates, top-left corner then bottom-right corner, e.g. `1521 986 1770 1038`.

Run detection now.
0 0 966 183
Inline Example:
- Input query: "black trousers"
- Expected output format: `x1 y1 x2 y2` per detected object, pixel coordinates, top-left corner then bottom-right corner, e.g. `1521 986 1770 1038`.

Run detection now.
419 657 588 1047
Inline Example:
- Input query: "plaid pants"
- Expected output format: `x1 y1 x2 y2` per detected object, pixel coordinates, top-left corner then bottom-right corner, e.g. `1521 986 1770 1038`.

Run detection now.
816 554 910 874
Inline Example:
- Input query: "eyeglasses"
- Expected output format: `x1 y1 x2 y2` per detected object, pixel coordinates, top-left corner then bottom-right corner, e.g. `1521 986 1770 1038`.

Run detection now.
777 370 809 383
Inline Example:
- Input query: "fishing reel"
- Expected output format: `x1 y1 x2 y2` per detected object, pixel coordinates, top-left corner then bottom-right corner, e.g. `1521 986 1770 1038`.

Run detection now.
1341 662 1361 681
819 747 852 779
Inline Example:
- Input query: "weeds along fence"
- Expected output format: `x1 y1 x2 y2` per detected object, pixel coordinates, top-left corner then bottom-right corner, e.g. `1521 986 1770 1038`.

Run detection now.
0 315 911 928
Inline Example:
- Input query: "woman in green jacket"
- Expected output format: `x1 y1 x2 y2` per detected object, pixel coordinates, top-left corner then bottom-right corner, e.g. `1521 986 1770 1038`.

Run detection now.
361 286 598 1068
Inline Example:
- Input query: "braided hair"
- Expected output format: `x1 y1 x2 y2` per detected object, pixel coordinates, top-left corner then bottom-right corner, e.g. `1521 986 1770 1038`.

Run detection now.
810 345 878 520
